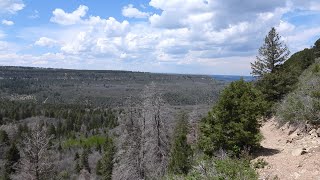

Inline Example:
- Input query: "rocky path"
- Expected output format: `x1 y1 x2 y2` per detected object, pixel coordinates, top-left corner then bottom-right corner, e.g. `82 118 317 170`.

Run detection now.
253 118 320 180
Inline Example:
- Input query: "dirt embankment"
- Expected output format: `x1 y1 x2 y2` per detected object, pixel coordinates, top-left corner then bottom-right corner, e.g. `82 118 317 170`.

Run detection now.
253 118 320 180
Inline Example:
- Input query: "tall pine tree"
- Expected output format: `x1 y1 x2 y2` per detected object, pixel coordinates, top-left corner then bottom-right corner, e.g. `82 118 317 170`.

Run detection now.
168 112 192 175
251 27 290 76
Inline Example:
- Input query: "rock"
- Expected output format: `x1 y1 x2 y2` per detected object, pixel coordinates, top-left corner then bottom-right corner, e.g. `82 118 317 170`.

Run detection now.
317 128 320 137
288 125 297 135
292 148 308 156
309 129 316 135
305 124 313 133
311 132 318 138
281 122 290 131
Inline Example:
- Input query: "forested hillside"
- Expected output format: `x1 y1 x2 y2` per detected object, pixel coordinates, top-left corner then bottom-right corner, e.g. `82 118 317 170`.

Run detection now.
0 27 319 180
0 68 224 179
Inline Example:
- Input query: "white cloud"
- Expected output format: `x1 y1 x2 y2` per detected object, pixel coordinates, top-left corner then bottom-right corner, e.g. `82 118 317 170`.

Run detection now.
2 0 320 74
0 0 25 14
34 37 58 47
2 20 14 26
29 10 39 19
122 4 149 18
50 5 88 25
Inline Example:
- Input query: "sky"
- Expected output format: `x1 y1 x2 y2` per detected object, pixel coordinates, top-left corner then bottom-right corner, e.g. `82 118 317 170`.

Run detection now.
0 0 320 75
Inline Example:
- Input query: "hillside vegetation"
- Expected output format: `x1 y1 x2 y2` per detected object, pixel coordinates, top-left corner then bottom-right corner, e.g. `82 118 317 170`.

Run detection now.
1 27 320 180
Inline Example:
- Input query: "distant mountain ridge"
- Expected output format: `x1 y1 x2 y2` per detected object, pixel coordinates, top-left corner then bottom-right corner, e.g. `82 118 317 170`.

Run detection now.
211 75 255 82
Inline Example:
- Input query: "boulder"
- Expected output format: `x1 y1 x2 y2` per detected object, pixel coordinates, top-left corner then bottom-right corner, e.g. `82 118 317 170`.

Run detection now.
309 129 316 135
317 128 320 137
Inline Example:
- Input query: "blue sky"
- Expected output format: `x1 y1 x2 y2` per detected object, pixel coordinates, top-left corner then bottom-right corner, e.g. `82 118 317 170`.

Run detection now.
0 0 320 75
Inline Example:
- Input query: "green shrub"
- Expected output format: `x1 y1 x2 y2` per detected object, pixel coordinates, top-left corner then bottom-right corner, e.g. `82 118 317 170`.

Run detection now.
166 156 257 180
277 61 320 123
62 135 107 149
199 79 267 156
312 64 320 73
253 158 268 169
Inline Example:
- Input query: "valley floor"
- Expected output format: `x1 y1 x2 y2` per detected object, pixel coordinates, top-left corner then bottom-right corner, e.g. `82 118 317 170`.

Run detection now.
254 118 320 180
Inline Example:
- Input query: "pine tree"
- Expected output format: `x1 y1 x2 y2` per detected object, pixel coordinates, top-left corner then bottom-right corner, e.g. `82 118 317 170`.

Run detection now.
95 160 102 176
97 136 114 180
168 112 192 175
199 79 267 156
0 130 9 145
251 27 290 76
80 148 91 173
314 38 320 57
5 143 20 175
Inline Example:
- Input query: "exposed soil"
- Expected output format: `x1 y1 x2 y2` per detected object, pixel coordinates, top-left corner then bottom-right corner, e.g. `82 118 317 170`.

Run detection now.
253 118 320 180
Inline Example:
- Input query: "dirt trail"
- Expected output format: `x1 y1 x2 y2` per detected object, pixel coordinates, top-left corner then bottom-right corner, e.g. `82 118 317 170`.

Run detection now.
254 118 320 180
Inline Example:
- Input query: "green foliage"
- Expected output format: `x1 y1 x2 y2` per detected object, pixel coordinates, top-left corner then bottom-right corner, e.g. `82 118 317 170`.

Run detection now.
55 171 70 180
96 160 102 176
0 130 9 145
199 79 267 156
96 136 115 180
312 64 320 73
277 60 320 123
5 143 20 175
63 135 107 149
168 112 193 175
314 38 320 57
251 27 290 76
253 158 268 169
166 156 257 180
80 148 91 173
255 44 316 104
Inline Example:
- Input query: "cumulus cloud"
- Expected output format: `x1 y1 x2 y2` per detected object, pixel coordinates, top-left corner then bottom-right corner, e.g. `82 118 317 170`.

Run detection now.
50 5 88 25
2 0 320 74
122 4 149 18
35 37 58 47
0 0 25 14
2 20 14 26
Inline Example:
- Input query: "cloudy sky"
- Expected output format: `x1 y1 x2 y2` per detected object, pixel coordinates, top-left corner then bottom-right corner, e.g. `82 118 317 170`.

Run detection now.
0 0 319 75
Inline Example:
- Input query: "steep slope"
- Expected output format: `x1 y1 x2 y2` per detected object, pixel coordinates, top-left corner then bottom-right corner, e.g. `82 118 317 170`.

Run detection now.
254 118 320 180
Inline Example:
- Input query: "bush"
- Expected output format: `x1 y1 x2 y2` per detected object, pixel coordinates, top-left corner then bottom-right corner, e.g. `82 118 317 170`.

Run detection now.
199 79 267 156
166 156 257 180
253 158 268 169
277 61 320 123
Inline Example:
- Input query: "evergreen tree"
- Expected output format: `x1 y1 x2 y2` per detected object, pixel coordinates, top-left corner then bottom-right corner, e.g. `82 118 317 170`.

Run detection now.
96 136 114 180
4 143 20 175
314 38 320 57
168 112 192 175
251 27 290 76
0 130 9 145
48 124 56 137
199 79 267 156
95 160 102 176
80 148 91 173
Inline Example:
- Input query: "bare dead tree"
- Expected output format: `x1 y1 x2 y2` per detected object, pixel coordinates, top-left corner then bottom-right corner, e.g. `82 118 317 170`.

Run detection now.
112 96 143 180
13 125 55 180
113 82 170 180
140 82 169 179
